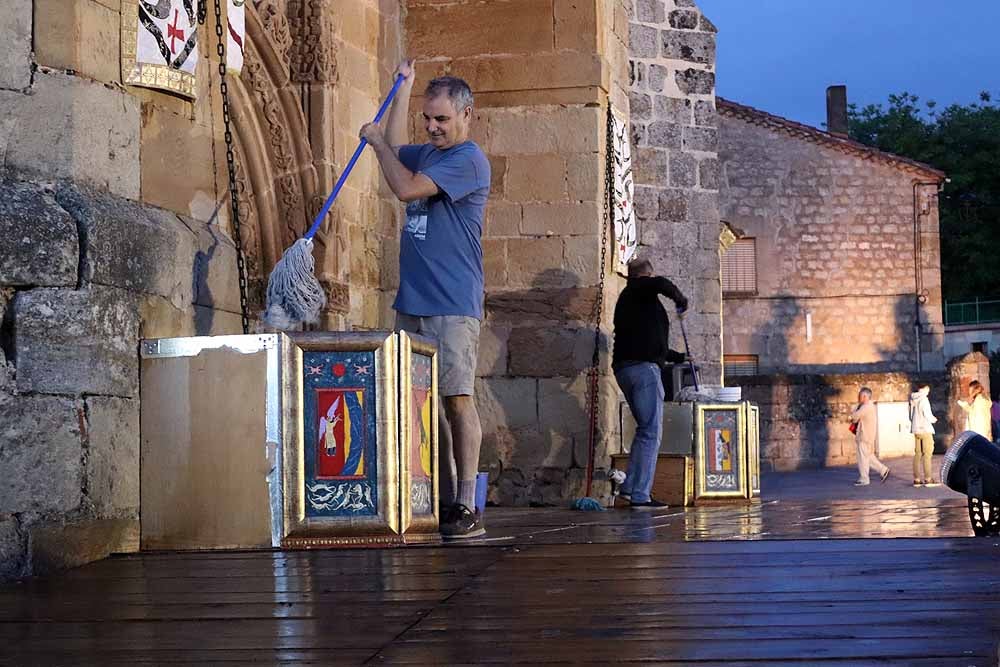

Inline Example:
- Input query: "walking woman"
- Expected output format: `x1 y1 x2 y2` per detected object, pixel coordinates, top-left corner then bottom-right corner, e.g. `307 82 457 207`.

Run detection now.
957 380 993 440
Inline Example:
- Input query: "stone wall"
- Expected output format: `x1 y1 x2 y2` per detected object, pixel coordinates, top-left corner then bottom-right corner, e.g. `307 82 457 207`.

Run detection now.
405 0 630 504
628 0 723 384
730 353 986 472
718 111 946 375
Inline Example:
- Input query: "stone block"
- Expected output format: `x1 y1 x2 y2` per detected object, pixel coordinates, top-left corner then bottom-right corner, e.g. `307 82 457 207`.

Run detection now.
56 185 195 308
485 202 522 238
668 9 699 29
15 286 139 397
488 154 507 198
554 0 598 52
654 97 693 125
0 180 78 287
699 13 718 33
475 377 539 434
521 202 598 237
630 23 659 58
477 324 509 377
34 0 121 85
698 157 720 190
191 222 242 314
0 0 31 89
567 155 600 201
688 190 720 222
140 105 220 223
669 151 697 188
1 73 140 199
506 237 570 287
635 0 666 24
85 396 139 517
487 287 599 324
449 53 604 100
675 68 715 95
647 64 669 93
0 394 83 514
634 185 659 220
662 29 715 64
483 238 508 289
658 189 688 222
506 155 567 202
0 515 25 580
633 147 668 186
508 326 592 377
563 235 601 285
29 517 139 576
407 0 554 58
694 99 716 127
629 91 653 121
646 121 682 149
683 126 718 152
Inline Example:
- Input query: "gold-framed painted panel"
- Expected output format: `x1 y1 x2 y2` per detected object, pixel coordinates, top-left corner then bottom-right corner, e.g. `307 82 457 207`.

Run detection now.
694 403 748 499
121 0 199 98
398 332 441 543
747 403 761 499
282 332 401 548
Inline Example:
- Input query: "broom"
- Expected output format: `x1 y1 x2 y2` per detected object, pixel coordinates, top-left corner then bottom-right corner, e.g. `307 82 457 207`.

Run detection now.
262 73 407 330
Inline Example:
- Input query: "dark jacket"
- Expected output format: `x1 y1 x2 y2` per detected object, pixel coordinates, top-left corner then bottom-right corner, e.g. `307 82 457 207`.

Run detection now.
612 276 688 369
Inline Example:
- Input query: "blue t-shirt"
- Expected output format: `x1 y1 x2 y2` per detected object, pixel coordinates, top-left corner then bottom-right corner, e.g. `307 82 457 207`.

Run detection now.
394 141 490 318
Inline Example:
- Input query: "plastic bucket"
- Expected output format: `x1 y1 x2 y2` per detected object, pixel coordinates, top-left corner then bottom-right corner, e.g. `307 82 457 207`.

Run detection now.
475 471 489 514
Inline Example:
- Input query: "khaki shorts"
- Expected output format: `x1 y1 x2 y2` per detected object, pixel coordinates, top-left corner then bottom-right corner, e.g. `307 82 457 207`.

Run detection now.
394 313 480 396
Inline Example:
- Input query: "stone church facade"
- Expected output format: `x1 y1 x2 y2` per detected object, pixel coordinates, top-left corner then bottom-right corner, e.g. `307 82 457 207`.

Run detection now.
0 0 723 578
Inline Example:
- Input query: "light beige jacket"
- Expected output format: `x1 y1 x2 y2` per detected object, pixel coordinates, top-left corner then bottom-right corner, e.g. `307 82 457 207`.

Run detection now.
851 401 877 447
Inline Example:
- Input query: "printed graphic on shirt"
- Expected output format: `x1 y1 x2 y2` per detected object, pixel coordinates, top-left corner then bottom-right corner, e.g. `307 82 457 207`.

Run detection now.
405 199 429 241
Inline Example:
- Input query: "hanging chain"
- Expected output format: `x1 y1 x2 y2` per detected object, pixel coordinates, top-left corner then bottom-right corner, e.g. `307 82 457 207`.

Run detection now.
201 0 251 334
584 107 614 496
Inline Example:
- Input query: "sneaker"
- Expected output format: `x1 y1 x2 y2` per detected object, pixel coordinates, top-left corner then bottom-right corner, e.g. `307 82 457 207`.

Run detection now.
913 480 925 487
440 504 485 540
880 468 891 483
630 498 669 509
925 479 941 488
854 480 870 486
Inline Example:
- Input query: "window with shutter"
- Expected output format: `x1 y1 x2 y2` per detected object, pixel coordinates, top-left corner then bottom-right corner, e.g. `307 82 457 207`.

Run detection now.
724 355 759 377
722 238 757 295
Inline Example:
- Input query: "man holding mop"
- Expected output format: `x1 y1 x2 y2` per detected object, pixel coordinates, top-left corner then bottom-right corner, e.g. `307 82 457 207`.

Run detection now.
360 60 490 540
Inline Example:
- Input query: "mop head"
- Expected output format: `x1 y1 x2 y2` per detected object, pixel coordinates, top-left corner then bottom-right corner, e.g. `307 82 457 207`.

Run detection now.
571 497 605 511
262 238 326 330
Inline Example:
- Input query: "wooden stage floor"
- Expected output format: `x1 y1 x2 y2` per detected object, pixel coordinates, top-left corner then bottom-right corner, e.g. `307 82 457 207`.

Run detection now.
3 499 999 666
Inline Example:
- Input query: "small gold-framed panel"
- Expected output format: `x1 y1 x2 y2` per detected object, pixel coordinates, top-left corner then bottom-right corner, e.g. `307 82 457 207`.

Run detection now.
747 403 761 499
282 332 401 548
398 332 441 543
694 403 748 499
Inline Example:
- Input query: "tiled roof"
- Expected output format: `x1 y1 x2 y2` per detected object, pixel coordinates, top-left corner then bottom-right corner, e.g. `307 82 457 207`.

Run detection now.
716 97 946 180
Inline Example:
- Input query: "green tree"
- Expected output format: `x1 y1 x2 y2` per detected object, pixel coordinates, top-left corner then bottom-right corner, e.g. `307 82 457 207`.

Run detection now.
848 92 1000 303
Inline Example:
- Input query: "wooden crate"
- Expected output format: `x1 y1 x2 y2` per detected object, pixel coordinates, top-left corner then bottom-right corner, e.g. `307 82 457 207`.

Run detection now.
610 454 694 507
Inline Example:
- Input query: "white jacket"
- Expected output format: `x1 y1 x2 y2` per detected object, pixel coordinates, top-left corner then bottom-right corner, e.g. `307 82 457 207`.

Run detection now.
958 394 992 439
909 389 937 435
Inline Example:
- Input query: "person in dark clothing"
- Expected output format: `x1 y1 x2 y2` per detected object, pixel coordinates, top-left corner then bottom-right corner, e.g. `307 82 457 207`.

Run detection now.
612 258 688 508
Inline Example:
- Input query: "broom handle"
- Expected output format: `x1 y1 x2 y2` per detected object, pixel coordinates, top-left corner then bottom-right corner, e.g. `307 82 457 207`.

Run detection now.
304 74 407 241
678 311 699 392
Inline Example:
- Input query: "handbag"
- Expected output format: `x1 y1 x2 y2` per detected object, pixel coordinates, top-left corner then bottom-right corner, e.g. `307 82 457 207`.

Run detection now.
849 422 858 435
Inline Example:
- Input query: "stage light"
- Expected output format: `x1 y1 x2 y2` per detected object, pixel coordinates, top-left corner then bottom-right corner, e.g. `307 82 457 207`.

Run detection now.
941 431 1000 536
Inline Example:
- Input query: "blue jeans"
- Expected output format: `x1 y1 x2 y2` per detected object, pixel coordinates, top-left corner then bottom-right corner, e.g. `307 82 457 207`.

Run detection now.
615 362 664 503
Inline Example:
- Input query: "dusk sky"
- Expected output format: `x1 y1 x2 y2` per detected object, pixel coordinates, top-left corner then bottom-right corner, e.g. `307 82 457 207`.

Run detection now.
697 0 1000 128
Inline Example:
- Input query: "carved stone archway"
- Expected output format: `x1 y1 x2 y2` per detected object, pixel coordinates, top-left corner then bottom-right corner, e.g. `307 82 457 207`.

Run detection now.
225 0 341 316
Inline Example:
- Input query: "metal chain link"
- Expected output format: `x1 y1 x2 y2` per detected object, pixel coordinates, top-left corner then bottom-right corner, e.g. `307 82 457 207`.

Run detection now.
584 107 615 495
202 0 250 334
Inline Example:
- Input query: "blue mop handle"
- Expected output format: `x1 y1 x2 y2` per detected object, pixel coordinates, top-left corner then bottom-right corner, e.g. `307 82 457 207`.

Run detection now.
304 73 408 241
677 310 699 392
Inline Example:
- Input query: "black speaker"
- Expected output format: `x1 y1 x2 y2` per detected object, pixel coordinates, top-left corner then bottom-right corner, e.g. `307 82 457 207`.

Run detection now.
942 431 1000 536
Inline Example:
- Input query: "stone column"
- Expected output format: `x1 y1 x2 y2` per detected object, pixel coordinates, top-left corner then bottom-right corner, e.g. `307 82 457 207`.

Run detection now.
948 351 991 439
628 0 723 383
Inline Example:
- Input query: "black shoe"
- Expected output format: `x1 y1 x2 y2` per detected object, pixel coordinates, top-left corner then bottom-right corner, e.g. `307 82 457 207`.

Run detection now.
630 498 669 509
440 504 486 540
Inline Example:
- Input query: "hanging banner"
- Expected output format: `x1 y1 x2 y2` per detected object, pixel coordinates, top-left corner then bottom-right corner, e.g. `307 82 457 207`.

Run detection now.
122 0 199 98
227 0 246 75
609 107 638 276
